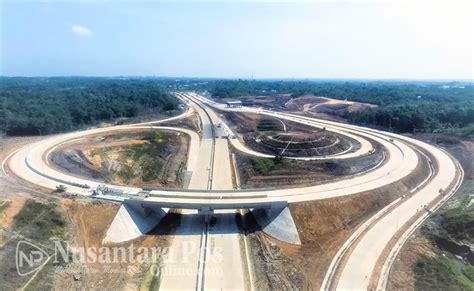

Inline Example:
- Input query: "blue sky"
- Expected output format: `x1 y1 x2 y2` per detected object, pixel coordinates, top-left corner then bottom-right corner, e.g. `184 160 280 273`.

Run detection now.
1 1 472 79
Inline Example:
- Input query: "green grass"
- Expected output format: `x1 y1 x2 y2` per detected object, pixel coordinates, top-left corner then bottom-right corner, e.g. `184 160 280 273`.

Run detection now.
438 207 474 242
143 129 162 143
440 123 474 140
23 258 54 291
91 130 177 183
422 180 474 244
250 156 287 174
118 143 165 182
414 254 474 290
13 200 65 241
141 158 163 181
117 164 135 182
0 200 12 213
112 131 174 182
462 265 474 282
251 157 276 173
90 147 105 157
413 179 474 290
257 119 280 131
0 201 66 289
139 269 160 291
139 263 162 291
149 273 160 291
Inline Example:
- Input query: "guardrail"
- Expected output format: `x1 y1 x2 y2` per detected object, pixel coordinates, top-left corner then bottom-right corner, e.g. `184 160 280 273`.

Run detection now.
24 156 90 189
147 193 269 200
143 186 275 193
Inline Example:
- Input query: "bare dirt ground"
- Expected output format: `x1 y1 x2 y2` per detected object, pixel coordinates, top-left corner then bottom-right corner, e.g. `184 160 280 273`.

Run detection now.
49 129 189 188
115 109 185 126
387 233 435 289
0 198 26 247
0 111 187 289
247 189 400 290
160 113 201 133
0 197 26 229
418 134 474 180
285 95 377 121
220 110 337 135
246 146 431 289
0 136 56 246
225 104 383 189
0 135 172 289
219 111 285 134
387 136 474 290
219 94 292 110
221 110 361 159
235 141 383 189
51 199 173 290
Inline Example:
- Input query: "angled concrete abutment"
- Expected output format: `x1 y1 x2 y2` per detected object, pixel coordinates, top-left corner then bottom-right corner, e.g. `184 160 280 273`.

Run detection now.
102 200 168 244
103 199 300 245
251 204 301 245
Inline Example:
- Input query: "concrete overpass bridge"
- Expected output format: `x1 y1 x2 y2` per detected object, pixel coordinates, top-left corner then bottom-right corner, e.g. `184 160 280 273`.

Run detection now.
3 91 462 290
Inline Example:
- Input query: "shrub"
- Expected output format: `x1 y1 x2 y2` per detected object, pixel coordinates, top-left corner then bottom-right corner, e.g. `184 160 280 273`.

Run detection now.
251 158 275 173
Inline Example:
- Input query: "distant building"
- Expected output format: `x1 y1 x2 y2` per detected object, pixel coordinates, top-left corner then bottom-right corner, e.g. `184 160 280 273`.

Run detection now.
242 100 254 106
225 100 242 108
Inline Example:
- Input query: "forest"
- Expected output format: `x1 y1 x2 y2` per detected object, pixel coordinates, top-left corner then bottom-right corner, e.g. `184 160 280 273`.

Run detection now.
207 80 471 103
2 77 472 138
345 101 474 135
203 79 474 137
0 77 179 135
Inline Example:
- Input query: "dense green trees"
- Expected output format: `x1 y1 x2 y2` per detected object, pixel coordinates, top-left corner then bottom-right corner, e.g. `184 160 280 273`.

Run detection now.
251 157 276 173
201 79 474 137
345 101 474 135
0 77 179 135
2 77 472 137
207 80 473 105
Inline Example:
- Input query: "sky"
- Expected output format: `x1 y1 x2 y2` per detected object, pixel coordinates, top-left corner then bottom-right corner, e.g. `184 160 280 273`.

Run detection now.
1 1 473 79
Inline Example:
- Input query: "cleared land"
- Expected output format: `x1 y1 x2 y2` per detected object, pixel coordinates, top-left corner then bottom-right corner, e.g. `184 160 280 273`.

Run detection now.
225 109 381 188
218 94 376 121
0 199 66 289
388 139 474 290
220 110 360 159
285 95 376 114
235 147 383 189
2 91 465 291
0 196 177 290
55 200 174 290
245 144 432 289
49 129 189 188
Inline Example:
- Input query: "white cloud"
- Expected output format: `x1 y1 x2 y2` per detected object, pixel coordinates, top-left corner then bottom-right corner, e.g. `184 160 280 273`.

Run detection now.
71 25 92 37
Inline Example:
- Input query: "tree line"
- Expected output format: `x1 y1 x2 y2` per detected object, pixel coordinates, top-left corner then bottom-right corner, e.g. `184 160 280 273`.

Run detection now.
2 77 472 138
0 77 179 136
201 79 474 137
207 79 472 104
344 101 474 135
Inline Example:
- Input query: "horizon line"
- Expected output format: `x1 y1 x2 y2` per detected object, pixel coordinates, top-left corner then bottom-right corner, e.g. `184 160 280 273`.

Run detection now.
1 75 473 82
